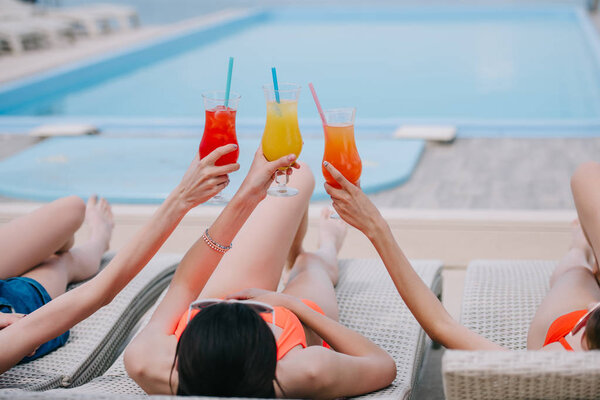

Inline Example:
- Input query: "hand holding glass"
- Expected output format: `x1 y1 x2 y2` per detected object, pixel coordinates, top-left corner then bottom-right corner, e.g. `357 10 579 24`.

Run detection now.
261 83 303 197
199 91 241 203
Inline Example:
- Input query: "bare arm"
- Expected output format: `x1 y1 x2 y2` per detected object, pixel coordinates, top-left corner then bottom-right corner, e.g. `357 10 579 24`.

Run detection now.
322 162 504 351
125 148 299 393
228 290 396 398
0 145 240 374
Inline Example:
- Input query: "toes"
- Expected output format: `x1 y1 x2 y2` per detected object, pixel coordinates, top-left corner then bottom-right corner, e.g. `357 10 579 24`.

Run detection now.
99 198 108 210
87 194 98 207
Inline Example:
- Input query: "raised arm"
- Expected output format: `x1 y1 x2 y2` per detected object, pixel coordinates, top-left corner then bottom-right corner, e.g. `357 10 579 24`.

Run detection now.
0 145 240 373
322 162 504 351
138 148 298 334
125 147 299 394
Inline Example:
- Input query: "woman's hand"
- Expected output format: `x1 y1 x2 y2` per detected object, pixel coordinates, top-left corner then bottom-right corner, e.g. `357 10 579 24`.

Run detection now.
226 288 297 309
0 313 24 330
323 161 385 238
176 144 240 209
237 146 300 203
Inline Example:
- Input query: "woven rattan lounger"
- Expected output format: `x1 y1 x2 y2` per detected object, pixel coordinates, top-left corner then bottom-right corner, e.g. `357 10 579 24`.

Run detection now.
1 258 442 400
443 260 600 400
0 253 181 393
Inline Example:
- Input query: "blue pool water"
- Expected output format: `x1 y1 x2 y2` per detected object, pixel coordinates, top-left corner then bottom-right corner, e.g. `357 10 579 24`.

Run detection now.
1 6 600 136
0 137 424 203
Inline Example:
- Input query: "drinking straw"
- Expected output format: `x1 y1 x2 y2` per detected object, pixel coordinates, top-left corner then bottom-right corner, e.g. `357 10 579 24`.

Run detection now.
309 82 327 127
224 57 234 107
271 67 280 103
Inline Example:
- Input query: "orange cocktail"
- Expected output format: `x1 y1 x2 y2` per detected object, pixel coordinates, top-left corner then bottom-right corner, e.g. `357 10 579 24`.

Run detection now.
322 108 361 188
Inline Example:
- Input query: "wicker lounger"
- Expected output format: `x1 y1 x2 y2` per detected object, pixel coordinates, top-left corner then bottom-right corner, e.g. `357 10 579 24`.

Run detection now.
443 260 600 400
0 253 181 393
2 258 442 400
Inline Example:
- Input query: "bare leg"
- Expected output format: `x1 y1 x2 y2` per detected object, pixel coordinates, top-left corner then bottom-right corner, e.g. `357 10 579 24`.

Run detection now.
527 221 600 349
21 196 114 299
280 209 308 286
282 209 347 345
199 164 315 299
0 196 86 280
571 162 600 281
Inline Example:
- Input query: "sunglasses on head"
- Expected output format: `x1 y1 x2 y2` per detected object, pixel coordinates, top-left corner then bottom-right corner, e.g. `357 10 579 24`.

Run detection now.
187 298 275 324
570 302 600 336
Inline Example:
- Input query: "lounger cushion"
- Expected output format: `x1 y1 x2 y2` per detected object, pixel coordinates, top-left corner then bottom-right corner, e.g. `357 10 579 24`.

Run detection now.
0 253 180 391
2 258 442 400
443 260 600 400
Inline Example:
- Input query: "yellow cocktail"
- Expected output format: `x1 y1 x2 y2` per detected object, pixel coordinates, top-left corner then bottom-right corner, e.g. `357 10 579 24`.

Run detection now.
262 83 303 197
262 100 303 162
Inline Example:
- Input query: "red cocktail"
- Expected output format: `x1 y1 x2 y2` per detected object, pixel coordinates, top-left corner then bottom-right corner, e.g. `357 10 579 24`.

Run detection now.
199 91 241 203
199 105 239 165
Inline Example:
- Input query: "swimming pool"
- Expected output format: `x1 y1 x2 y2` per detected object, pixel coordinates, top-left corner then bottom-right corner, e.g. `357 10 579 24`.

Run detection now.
1 5 600 137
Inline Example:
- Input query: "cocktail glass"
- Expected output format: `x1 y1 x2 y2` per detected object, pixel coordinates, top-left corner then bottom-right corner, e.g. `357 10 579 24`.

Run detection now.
322 107 361 217
261 83 303 197
199 91 241 204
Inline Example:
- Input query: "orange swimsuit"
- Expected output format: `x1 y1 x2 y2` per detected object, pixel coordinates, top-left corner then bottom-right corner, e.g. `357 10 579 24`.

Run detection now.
174 299 330 360
543 309 587 351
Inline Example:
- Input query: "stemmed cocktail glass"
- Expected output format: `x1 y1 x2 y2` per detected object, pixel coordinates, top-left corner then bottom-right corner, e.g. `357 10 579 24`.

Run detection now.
261 83 303 197
321 107 362 190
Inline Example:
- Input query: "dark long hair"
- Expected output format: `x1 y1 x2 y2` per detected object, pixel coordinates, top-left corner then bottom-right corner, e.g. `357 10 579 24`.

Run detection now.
172 302 278 397
586 308 600 350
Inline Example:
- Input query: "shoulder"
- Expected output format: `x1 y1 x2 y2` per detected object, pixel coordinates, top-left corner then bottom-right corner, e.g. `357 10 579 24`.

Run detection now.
124 330 179 394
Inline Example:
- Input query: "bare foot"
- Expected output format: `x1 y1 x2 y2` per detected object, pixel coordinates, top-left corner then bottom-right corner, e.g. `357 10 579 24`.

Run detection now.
85 195 114 253
318 208 347 254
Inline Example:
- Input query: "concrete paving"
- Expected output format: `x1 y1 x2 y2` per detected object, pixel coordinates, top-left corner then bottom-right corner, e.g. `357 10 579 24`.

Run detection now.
369 138 600 210
3 135 597 210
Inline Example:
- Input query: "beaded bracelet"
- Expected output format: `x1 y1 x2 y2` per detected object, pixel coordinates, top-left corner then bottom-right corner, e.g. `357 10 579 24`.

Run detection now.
201 229 233 254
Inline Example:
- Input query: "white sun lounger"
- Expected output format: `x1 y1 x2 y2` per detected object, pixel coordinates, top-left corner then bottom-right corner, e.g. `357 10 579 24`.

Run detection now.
49 4 139 36
443 260 600 400
0 20 47 53
0 0 138 38
1 258 442 400
0 252 181 393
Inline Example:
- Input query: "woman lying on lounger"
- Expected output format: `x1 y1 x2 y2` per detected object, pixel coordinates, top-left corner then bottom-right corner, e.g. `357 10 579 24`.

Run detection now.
0 194 114 362
322 160 600 352
0 144 244 372
124 150 396 398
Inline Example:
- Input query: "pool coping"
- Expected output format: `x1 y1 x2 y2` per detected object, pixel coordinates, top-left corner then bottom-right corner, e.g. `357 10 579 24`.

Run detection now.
1 5 600 137
0 202 577 267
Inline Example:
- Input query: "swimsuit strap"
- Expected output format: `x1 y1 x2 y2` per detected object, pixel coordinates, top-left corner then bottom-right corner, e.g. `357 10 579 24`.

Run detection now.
558 336 574 351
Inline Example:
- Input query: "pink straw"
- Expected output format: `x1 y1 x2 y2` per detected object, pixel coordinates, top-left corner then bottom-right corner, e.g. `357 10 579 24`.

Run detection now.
309 83 327 127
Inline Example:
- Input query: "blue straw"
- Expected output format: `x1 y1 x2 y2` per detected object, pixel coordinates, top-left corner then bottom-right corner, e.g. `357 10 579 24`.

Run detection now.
271 67 280 103
224 57 234 107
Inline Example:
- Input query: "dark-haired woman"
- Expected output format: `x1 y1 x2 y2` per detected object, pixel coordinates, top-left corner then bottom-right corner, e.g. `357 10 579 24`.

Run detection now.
322 160 600 352
124 148 396 398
